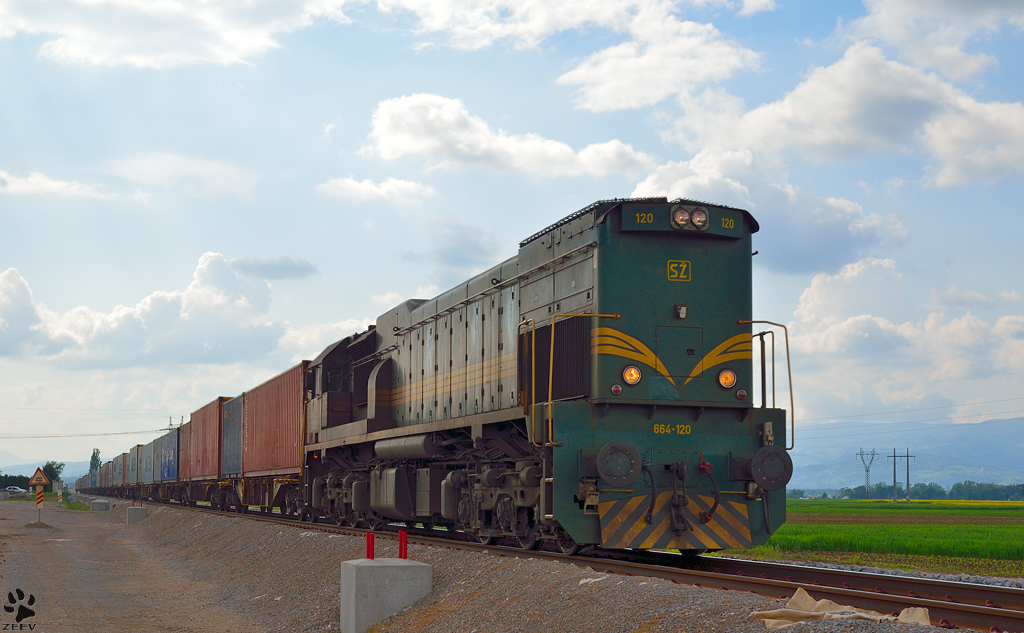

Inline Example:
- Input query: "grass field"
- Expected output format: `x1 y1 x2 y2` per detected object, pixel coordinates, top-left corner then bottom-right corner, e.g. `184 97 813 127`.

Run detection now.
720 498 1024 576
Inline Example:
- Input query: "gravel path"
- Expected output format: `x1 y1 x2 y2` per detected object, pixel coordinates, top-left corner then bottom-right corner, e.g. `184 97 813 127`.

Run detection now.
1 499 959 632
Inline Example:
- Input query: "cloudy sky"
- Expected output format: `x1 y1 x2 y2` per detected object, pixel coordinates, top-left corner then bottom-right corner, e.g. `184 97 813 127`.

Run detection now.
2 0 1023 474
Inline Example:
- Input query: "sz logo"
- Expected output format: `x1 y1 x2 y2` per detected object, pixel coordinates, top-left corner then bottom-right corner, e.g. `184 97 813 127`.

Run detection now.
667 260 691 281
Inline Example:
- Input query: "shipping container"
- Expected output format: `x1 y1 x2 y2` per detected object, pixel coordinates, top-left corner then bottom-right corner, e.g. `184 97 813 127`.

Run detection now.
242 363 308 477
111 456 121 487
120 453 128 486
179 420 191 480
221 394 244 477
189 397 227 480
159 428 179 482
128 444 142 484
141 441 155 484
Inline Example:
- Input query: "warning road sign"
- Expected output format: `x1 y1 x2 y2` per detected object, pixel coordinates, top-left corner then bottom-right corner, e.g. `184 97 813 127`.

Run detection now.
28 468 50 486
36 488 43 507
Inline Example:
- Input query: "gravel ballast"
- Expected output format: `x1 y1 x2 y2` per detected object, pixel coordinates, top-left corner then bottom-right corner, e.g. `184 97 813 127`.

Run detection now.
0 499 965 632
129 506 954 632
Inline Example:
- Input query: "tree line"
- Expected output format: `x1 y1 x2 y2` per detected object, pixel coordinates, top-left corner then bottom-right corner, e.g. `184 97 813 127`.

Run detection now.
789 480 1024 501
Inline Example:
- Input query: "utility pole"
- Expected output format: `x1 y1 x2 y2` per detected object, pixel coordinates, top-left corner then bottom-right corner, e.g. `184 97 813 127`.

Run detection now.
887 449 915 502
857 448 878 499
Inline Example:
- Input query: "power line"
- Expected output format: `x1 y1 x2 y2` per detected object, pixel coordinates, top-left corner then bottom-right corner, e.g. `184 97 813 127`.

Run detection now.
0 429 168 439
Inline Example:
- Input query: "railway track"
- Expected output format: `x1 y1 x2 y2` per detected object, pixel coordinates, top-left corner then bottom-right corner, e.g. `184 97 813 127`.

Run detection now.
117 498 1024 632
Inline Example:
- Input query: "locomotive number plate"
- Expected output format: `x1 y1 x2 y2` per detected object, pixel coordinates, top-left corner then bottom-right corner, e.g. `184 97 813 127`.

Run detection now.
667 260 691 281
653 424 693 434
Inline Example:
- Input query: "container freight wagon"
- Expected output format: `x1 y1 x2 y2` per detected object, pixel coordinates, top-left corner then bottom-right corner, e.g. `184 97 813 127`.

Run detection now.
141 441 155 487
180 397 228 506
209 364 308 514
128 444 142 486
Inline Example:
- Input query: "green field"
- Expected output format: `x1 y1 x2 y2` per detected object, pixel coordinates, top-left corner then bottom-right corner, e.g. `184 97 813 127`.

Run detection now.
787 499 1024 517
748 499 1024 563
766 524 1024 559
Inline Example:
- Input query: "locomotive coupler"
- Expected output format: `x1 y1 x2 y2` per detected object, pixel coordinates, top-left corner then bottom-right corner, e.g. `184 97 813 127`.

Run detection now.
667 462 691 535
697 453 720 524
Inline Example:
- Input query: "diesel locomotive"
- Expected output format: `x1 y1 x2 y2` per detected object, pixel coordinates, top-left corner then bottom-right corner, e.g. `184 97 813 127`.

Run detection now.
80 197 794 555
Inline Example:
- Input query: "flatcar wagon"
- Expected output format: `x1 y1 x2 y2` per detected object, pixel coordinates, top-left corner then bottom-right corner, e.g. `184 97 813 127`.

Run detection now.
82 197 794 555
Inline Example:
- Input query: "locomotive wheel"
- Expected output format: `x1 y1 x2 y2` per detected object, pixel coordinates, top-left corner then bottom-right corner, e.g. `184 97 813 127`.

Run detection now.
515 534 541 551
556 534 580 556
476 534 499 546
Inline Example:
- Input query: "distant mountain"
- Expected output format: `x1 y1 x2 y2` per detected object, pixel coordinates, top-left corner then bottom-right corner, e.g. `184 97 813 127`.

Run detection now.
0 450 31 469
788 416 1024 490
0 460 90 481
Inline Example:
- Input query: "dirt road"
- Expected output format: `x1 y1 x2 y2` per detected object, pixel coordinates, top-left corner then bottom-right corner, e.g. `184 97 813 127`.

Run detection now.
0 498 265 632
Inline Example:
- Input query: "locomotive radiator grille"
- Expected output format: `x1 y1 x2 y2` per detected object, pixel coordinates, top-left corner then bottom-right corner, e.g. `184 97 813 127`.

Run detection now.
597 494 752 550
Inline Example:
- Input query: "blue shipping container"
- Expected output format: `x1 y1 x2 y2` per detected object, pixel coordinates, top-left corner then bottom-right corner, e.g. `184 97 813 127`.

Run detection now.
221 395 243 477
159 428 179 482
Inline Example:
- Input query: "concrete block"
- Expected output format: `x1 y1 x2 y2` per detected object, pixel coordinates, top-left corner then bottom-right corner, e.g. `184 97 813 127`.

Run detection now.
90 499 110 512
126 506 148 525
340 559 432 633
0 491 9 500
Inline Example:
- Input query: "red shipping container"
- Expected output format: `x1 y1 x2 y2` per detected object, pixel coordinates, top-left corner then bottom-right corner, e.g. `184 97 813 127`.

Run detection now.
188 397 227 480
179 420 191 480
120 453 128 486
243 362 308 477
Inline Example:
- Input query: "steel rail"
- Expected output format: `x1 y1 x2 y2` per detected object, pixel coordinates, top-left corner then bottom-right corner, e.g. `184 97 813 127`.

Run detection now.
128 499 1024 632
688 555 1024 613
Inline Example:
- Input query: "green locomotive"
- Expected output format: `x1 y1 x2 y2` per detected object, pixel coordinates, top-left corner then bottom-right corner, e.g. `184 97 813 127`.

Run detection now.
303 197 793 553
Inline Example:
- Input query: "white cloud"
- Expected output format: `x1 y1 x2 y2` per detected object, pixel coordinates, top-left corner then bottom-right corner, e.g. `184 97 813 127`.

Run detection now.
0 0 351 68
926 286 1023 311
376 0 774 51
365 93 655 176
631 43 1024 271
849 0 1024 80
737 0 774 17
375 0 645 50
315 177 437 204
556 5 759 111
0 169 132 200
632 152 908 272
0 268 43 355
920 99 1024 186
790 258 1024 409
278 318 373 363
108 152 257 199
0 255 284 367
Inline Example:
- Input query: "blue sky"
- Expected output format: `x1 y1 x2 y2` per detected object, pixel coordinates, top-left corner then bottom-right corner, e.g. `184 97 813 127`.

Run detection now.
2 0 1023 472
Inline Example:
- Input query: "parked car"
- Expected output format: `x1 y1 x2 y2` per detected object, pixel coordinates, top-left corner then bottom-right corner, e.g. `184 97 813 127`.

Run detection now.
5 486 27 493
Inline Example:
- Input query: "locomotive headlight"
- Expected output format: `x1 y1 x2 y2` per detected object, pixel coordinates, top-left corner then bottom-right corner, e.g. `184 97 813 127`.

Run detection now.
622 366 642 385
670 205 690 228
718 369 737 389
691 208 709 229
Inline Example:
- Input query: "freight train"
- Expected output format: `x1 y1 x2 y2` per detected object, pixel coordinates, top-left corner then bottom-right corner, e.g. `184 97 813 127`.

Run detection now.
79 197 794 554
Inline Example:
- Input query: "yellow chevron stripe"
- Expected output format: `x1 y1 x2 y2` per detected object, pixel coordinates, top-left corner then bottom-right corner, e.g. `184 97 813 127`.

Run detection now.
683 333 753 386
599 495 645 544
592 328 676 387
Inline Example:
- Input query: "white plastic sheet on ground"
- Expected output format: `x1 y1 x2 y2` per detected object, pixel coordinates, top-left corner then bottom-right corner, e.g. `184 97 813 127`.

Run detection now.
752 587 931 629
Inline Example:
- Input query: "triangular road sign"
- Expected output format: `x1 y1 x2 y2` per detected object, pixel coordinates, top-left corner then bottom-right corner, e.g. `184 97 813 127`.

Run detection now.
28 467 50 486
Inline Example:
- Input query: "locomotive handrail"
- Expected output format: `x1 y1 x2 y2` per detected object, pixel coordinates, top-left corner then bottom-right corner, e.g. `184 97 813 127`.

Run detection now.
753 330 775 408
516 318 542 447
739 320 794 450
547 313 620 447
